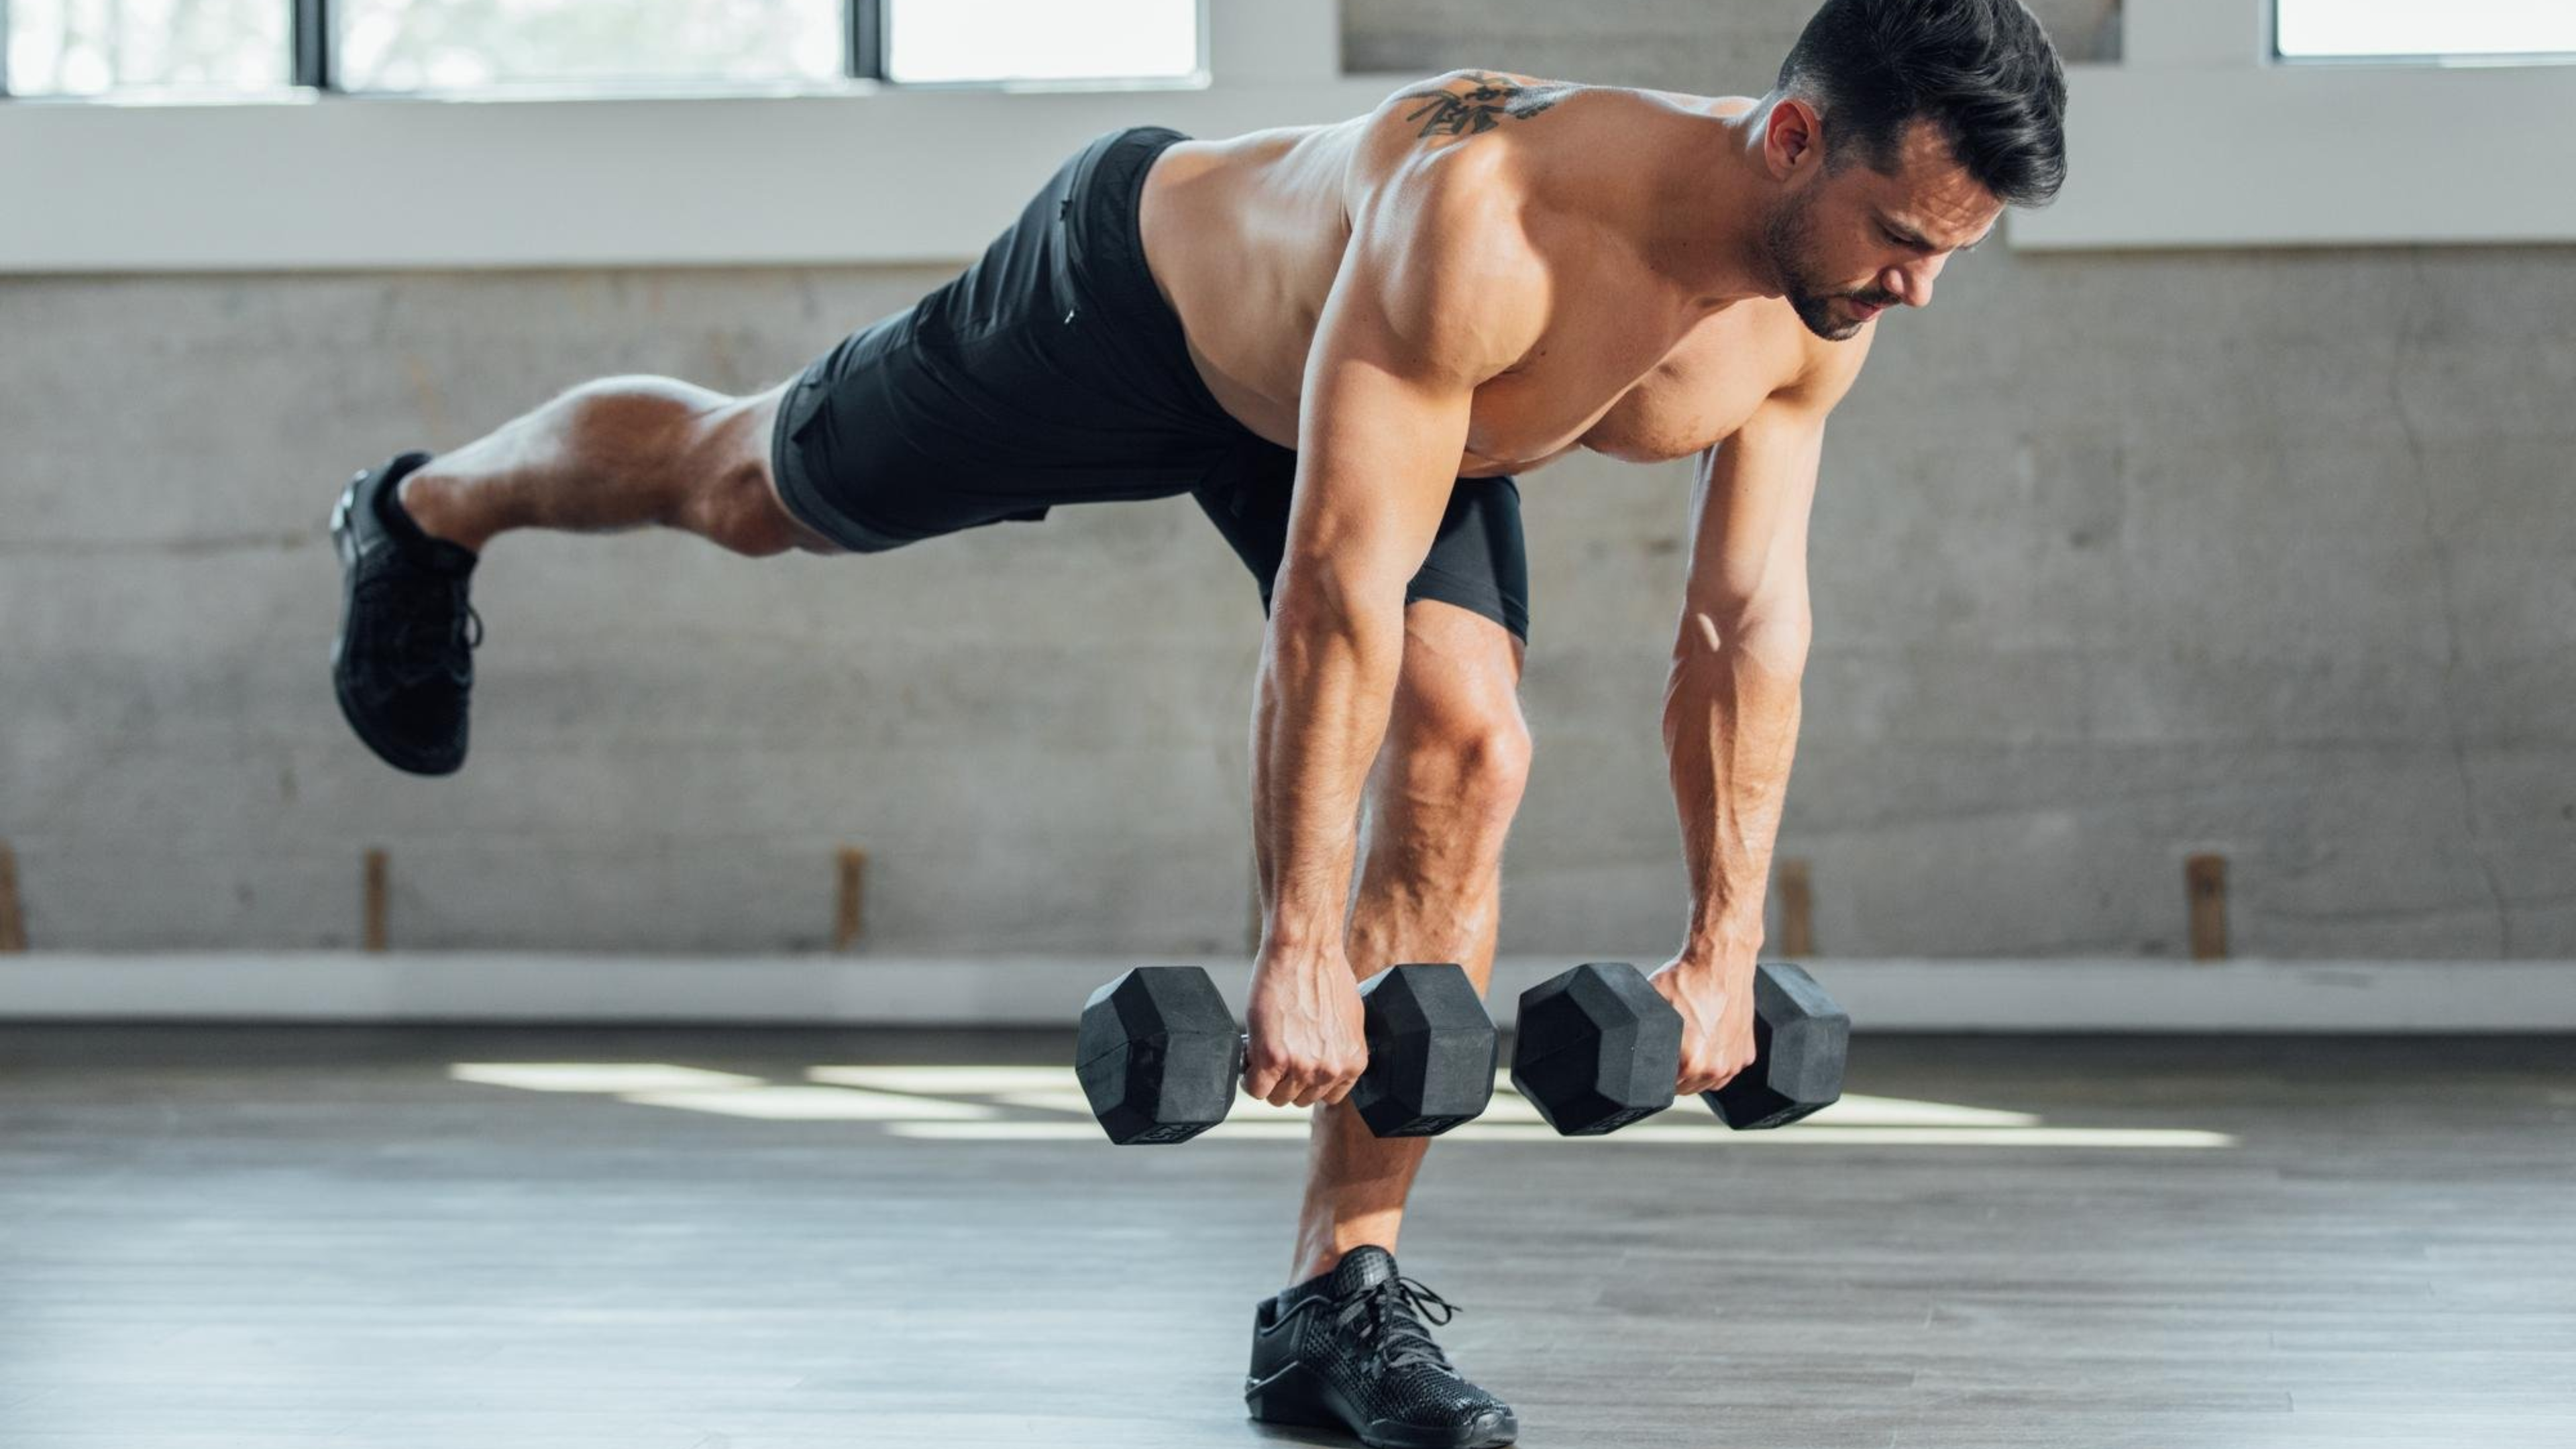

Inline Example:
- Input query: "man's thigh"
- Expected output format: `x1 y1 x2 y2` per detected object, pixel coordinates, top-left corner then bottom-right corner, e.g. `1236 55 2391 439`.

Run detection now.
1191 441 1533 647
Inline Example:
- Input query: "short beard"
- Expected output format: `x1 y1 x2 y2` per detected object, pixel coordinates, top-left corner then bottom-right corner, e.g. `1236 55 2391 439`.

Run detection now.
1764 187 1864 341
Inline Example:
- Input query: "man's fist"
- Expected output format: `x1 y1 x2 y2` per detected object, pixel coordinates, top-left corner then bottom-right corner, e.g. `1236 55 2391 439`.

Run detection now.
1647 959 1758 1097
1244 953 1370 1108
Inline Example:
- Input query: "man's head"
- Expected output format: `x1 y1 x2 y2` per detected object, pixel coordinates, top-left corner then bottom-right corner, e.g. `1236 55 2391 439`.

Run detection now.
1756 0 2068 339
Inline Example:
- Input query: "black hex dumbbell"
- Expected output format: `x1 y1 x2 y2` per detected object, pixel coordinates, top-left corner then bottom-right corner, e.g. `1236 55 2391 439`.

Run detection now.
1076 962 1498 1145
1509 960 1849 1136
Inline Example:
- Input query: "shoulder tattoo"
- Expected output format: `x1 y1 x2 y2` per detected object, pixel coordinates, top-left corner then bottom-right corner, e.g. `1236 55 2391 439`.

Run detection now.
1399 71 1577 139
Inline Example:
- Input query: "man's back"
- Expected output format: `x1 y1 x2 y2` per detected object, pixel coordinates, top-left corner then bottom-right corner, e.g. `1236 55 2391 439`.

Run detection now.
1138 70 1835 478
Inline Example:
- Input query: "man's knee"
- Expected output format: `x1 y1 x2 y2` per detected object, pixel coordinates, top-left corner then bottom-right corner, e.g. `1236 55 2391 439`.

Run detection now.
686 462 803 557
1430 714 1534 824
1383 604 1532 830
1387 691 1533 835
672 384 827 557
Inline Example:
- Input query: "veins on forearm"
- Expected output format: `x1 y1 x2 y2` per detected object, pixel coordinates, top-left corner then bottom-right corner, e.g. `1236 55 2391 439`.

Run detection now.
1252 594 1400 953
1664 628 1805 945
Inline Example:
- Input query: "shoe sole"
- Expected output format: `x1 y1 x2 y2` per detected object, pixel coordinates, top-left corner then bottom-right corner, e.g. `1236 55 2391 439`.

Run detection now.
1246 1361 1517 1449
330 476 462 778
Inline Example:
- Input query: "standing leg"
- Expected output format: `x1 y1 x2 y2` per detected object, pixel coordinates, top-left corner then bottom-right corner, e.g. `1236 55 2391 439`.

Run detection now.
1286 598 1530 1286
396 374 839 557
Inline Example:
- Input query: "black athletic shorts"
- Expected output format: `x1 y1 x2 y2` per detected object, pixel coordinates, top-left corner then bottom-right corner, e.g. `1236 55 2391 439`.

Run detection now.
768 124 1531 643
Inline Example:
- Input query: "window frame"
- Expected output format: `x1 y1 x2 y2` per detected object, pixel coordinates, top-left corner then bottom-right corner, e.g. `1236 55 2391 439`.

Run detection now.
25 0 2573 264
2006 0 2576 250
0 1 1389 272
2270 0 2576 67
0 0 1199 100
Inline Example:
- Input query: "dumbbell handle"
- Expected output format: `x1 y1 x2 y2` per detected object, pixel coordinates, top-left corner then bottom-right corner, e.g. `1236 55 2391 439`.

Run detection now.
1226 1032 1368 1102
1513 960 1847 1136
1700 961 1848 1130
1079 963 1495 1144
1222 1030 1334 1089
1234 1002 1497 1136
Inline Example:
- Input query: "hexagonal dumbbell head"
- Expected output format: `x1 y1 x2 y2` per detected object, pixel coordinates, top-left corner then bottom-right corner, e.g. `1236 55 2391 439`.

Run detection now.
1349 963 1498 1138
1702 961 1849 1130
1075 966 1246 1145
1510 962 1684 1136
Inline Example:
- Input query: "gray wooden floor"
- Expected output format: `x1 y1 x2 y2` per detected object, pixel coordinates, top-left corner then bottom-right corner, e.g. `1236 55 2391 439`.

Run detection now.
2 1025 2571 1448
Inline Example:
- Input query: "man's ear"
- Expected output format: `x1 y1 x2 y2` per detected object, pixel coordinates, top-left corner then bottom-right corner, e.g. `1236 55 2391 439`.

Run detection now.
1762 96 1826 181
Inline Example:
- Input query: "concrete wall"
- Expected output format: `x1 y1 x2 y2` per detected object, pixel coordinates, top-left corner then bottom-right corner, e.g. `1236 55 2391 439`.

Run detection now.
3 0 2569 961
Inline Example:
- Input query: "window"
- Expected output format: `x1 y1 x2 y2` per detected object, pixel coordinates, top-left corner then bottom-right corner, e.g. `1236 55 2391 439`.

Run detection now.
335 0 843 91
1 0 1201 96
2277 0 2576 61
6 0 291 94
883 0 1197 84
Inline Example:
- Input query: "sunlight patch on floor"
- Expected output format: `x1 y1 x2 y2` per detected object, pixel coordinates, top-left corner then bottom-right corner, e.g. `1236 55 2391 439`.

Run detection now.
884 1120 2236 1148
621 1086 1001 1120
450 1063 765 1093
450 1061 2231 1148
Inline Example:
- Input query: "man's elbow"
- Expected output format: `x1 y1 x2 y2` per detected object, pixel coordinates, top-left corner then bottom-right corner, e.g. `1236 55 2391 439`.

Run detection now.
1273 553 1411 645
1674 592 1811 678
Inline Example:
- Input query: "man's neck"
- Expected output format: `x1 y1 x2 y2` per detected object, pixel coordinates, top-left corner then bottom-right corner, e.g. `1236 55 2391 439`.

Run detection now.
1620 96 1788 312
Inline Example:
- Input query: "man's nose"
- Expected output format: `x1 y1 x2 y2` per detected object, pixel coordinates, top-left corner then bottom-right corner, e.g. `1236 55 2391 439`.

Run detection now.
1880 260 1937 309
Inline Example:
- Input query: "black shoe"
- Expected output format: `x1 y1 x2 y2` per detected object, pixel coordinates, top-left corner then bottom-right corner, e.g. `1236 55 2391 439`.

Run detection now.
1246 1246 1517 1449
329 452 483 776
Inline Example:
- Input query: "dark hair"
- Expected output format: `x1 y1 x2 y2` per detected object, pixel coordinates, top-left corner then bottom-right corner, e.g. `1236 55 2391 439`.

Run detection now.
1775 0 2068 208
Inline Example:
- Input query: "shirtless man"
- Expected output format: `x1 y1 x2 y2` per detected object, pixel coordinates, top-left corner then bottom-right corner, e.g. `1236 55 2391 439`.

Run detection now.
329 2 2063 1442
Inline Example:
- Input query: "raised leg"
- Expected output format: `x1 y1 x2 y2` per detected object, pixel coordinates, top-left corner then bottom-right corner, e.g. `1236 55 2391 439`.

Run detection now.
395 374 839 556
1287 598 1531 1286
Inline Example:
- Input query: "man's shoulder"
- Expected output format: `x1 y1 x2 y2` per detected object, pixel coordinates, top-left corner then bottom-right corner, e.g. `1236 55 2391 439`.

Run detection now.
1367 68 1589 140
1341 78 1640 319
1335 85 1562 375
1350 70 1644 221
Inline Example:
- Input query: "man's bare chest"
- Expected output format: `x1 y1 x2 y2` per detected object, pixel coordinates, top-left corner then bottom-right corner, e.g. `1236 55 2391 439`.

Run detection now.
1462 305 1807 472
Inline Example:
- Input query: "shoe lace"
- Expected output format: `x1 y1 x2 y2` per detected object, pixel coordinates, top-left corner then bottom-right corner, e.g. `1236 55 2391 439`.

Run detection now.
377 572 483 688
1331 1274 1462 1377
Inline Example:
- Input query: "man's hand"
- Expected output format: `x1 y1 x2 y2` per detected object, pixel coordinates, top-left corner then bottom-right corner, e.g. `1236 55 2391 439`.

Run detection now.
1646 959 1757 1096
1244 953 1369 1108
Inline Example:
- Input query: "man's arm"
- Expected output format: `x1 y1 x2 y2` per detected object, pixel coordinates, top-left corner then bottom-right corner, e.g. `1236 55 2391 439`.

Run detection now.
1242 164 1545 1108
1658 333 1870 1091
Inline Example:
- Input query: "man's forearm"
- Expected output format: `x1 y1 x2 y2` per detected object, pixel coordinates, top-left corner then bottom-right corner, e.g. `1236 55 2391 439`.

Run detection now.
1253 573 1409 960
1662 608 1808 973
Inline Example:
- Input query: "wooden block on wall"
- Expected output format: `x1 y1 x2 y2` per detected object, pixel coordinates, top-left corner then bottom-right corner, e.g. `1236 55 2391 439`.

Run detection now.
0 843 25 953
363 848 390 953
2186 853 2229 962
1774 857 1815 958
1246 857 1265 957
835 847 868 952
